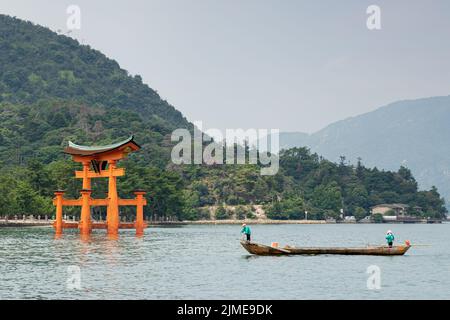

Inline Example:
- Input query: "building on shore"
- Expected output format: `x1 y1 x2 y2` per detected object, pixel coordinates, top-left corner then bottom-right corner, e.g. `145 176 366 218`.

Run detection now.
372 203 410 216
371 203 424 216
369 203 441 223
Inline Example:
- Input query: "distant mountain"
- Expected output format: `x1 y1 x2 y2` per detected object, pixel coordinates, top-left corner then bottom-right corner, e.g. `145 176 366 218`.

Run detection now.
279 96 450 204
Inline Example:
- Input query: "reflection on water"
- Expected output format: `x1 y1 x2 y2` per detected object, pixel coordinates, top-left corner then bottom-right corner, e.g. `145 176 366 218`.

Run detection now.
0 224 450 299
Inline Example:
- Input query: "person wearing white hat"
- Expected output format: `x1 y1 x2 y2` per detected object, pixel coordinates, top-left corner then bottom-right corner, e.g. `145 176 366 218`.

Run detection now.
241 223 251 242
385 230 395 248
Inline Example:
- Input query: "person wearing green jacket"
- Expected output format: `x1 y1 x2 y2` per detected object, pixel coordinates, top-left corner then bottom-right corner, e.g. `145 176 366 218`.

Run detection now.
385 230 395 248
241 223 251 242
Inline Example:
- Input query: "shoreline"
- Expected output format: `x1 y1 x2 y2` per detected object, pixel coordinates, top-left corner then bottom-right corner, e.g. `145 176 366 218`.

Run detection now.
176 219 329 225
0 220 53 227
171 219 446 225
0 219 330 228
1 218 447 228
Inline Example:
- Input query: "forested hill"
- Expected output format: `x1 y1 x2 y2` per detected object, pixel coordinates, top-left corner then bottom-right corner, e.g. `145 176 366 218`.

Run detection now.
0 15 447 221
0 14 189 129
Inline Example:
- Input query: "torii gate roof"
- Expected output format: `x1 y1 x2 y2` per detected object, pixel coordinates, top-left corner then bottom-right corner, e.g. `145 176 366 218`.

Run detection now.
64 135 141 157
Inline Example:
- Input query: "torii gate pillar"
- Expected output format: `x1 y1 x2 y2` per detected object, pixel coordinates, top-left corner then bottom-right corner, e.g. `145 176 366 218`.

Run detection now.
79 189 92 235
134 190 146 236
54 190 65 235
107 160 120 235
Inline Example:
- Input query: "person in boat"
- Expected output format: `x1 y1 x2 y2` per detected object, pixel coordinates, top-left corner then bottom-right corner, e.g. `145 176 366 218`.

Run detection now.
241 223 251 242
385 230 395 248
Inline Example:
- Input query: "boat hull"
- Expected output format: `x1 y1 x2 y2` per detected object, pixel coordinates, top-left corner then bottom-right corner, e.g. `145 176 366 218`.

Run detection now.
240 241 411 256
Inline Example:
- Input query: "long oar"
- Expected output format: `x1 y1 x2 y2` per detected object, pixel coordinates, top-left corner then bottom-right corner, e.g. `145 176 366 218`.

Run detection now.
395 239 432 247
408 244 432 247
366 242 431 247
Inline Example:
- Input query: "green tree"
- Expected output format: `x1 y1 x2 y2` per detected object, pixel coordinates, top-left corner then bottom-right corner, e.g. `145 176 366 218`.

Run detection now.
235 206 249 220
215 205 229 220
372 213 383 223
312 181 342 212
354 207 367 221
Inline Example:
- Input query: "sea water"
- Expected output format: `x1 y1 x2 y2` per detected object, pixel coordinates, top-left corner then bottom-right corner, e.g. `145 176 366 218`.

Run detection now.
0 223 449 299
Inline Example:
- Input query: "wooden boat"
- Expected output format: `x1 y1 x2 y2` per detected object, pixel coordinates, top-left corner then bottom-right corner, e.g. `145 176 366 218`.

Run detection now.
240 240 411 256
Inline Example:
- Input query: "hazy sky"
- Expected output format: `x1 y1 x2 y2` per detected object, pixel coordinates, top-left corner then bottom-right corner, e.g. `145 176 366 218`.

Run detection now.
1 0 450 133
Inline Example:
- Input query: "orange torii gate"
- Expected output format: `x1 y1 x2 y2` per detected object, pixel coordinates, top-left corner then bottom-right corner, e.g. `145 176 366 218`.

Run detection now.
53 136 147 236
